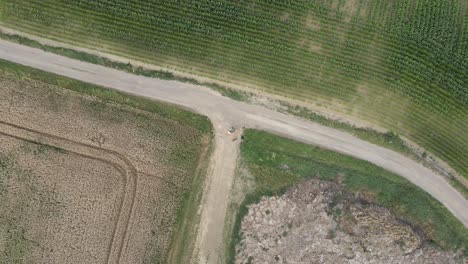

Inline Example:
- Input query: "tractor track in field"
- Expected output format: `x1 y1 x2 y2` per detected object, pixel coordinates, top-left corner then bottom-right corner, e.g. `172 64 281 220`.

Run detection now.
0 38 466 264
0 120 138 264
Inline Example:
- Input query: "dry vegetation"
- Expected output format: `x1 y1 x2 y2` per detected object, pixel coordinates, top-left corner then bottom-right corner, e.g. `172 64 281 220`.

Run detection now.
0 61 212 263
0 135 123 263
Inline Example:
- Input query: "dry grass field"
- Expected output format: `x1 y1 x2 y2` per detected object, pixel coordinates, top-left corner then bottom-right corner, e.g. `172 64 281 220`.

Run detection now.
0 61 212 263
0 133 124 264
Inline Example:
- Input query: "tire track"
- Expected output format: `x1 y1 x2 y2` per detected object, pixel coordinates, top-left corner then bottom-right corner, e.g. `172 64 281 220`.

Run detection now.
0 120 137 264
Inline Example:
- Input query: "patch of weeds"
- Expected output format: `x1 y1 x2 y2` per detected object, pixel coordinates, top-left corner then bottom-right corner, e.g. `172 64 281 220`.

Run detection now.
82 98 108 116
207 83 250 101
396 239 406 250
0 153 14 193
0 222 35 264
281 102 411 155
326 228 337 239
449 178 468 199
21 142 64 157
333 208 343 217
0 147 62 263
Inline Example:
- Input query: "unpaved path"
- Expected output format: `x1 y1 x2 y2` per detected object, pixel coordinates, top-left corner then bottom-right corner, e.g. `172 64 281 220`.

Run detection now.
0 39 466 264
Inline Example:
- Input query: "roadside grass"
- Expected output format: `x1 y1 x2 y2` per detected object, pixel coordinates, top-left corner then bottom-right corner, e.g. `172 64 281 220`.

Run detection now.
450 178 468 199
281 102 411 154
226 129 468 263
168 136 214 264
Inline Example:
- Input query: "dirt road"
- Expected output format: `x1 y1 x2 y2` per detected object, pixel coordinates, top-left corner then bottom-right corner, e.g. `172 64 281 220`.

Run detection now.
0 39 466 264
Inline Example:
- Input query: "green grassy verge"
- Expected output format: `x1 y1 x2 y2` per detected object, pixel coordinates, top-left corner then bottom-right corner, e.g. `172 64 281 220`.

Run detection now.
1 0 466 180
169 137 214 264
280 102 411 154
227 129 468 263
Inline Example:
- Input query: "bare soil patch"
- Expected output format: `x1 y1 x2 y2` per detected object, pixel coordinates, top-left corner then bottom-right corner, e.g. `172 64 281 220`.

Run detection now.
305 13 321 30
341 0 359 22
236 179 466 264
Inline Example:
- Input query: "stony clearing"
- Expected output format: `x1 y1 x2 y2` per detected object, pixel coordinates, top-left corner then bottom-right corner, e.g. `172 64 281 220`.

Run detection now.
236 179 467 264
0 70 210 263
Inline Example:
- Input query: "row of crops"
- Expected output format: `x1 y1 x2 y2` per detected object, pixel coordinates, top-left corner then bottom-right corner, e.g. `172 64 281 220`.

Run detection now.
0 0 466 177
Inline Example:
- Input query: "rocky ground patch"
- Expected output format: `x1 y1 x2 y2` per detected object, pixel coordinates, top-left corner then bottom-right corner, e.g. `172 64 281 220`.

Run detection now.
236 178 466 264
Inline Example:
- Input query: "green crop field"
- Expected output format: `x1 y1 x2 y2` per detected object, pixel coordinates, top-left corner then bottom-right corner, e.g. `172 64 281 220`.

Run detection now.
0 0 466 178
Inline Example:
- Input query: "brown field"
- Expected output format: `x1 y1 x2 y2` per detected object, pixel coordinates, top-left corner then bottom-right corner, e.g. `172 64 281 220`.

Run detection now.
0 70 211 263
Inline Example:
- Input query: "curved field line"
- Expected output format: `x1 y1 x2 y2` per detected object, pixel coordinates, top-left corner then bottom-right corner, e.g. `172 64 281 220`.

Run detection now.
0 120 137 264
